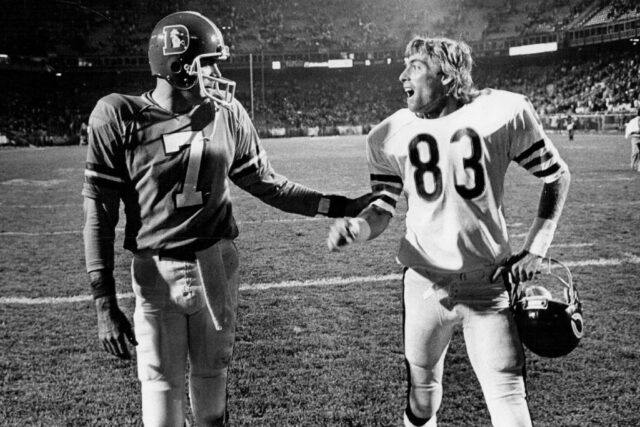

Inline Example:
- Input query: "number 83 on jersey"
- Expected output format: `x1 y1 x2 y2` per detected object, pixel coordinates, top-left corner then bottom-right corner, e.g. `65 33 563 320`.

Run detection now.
409 127 486 201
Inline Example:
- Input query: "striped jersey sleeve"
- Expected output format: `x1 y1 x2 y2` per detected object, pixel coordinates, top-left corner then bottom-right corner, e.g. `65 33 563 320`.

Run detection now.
228 101 321 216
366 120 405 216
82 98 126 200
227 100 285 190
509 97 568 183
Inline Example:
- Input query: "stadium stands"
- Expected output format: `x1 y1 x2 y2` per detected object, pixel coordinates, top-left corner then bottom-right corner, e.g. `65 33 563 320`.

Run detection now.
0 0 638 145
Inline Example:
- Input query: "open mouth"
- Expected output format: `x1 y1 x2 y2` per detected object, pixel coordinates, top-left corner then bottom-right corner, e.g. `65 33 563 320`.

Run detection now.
404 88 415 98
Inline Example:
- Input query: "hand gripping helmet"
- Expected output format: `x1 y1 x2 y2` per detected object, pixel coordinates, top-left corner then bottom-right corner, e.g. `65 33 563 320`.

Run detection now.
509 258 584 358
148 11 236 107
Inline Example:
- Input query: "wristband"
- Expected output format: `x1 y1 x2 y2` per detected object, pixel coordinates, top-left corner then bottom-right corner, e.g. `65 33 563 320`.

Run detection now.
90 274 116 299
318 195 349 218
346 217 372 242
522 217 557 257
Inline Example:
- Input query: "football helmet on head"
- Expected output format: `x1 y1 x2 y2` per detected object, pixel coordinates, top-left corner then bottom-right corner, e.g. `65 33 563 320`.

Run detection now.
148 11 236 107
508 258 583 358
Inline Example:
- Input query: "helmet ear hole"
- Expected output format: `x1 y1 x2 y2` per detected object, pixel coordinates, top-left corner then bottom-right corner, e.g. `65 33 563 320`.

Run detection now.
169 60 182 74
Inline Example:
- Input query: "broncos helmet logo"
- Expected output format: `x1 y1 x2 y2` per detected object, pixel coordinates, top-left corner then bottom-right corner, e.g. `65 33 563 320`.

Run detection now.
163 25 189 55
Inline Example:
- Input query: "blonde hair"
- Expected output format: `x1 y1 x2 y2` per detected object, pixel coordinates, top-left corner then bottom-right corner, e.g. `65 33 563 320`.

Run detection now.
404 36 479 104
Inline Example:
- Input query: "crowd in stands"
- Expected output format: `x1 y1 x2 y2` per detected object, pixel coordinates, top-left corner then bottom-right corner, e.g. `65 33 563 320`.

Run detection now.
606 0 640 20
3 0 624 57
0 78 90 146
1 44 638 146
1 0 639 145
476 49 640 116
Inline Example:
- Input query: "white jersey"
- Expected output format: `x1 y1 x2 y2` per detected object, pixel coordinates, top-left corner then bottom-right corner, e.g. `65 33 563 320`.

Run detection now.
367 89 568 274
625 117 640 139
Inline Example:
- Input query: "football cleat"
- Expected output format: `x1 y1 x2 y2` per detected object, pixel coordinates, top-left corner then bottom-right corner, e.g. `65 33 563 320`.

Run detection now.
508 258 583 358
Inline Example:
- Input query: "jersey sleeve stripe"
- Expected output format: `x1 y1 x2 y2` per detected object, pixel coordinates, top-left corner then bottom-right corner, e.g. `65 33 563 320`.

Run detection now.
372 198 396 215
229 151 266 179
372 183 403 195
532 162 561 178
83 173 123 190
375 193 399 208
513 139 545 163
521 151 553 170
83 160 125 188
371 173 403 185
86 162 121 177
84 169 124 183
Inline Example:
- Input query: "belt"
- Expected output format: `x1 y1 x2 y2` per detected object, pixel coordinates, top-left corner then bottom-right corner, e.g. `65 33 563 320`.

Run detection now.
157 247 197 261
411 265 498 284
136 239 222 261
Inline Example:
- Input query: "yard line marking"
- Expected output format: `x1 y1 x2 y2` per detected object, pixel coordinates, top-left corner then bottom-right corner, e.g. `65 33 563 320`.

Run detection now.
2 255 638 305
246 274 400 291
0 230 82 236
580 177 634 182
552 242 594 248
0 203 79 208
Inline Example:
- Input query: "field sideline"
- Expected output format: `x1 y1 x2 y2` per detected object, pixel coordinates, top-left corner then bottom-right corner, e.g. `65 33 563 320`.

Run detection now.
1 133 640 426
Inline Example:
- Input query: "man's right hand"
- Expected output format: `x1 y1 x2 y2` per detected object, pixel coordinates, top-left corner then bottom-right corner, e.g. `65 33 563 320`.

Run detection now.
95 295 137 359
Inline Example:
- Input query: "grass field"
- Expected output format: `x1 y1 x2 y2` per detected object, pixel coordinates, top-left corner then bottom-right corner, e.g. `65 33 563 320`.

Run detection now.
1 133 639 426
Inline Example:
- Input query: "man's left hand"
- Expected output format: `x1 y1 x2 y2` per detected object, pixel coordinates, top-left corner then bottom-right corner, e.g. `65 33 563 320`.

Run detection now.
492 250 543 284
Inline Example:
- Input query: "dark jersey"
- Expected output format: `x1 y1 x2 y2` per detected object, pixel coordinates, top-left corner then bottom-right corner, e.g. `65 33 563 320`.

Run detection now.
83 92 320 257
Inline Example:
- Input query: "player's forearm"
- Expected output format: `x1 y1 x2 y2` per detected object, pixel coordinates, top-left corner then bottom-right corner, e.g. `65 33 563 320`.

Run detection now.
523 171 571 256
240 174 362 218
355 205 392 241
537 170 571 222
83 197 118 274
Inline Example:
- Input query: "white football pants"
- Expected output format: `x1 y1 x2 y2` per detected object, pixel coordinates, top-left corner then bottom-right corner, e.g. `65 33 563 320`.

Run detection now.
403 267 532 427
131 239 239 427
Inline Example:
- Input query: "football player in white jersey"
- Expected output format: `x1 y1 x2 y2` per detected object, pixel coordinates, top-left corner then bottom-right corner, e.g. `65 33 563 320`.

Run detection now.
83 11 370 427
328 36 571 427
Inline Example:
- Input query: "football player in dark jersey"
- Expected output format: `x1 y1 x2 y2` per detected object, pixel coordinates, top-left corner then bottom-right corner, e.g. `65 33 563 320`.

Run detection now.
82 11 371 427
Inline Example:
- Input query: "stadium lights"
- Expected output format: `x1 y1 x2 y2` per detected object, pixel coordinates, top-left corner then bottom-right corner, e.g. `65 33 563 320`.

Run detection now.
365 59 371 66
302 59 354 69
304 61 329 68
509 42 558 56
272 61 281 70
328 59 353 68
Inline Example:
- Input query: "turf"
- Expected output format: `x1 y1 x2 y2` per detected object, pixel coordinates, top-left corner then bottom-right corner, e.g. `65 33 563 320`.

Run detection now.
1 133 639 426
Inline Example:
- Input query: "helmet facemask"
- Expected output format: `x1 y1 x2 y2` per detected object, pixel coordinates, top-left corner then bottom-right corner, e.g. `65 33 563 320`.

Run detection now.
191 50 236 109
